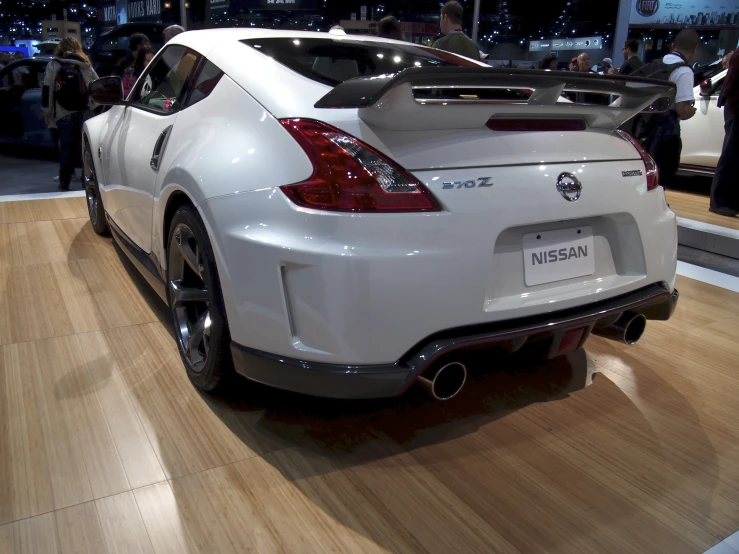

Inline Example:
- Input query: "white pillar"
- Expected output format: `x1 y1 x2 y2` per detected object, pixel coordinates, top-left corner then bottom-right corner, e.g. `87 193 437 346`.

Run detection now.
471 0 481 44
613 0 631 68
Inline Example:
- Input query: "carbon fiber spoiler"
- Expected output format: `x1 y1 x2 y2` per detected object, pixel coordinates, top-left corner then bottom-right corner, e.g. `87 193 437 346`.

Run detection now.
314 67 676 131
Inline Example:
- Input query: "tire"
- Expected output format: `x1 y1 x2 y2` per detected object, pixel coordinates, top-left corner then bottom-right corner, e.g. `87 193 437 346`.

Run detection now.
166 205 234 392
83 142 109 236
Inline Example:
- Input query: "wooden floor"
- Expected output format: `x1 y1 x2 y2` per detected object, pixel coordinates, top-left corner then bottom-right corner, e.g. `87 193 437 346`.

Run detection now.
1 197 739 554
666 189 739 230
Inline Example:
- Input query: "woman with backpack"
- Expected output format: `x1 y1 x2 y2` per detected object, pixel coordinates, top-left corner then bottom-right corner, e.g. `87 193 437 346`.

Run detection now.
122 44 154 98
42 37 98 191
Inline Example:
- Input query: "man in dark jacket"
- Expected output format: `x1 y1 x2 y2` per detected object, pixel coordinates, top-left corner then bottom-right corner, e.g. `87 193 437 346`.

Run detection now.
709 49 739 217
619 40 644 75
432 1 480 61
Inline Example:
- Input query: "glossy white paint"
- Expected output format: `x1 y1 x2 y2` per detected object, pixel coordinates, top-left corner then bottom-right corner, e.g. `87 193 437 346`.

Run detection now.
680 69 727 170
201 159 676 364
82 28 678 367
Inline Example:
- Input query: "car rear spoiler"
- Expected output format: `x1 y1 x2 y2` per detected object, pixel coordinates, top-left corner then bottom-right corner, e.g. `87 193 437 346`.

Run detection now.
314 67 676 131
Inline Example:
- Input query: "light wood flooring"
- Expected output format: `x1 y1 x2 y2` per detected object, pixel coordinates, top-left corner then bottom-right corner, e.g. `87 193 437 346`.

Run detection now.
666 189 739 230
1 196 739 554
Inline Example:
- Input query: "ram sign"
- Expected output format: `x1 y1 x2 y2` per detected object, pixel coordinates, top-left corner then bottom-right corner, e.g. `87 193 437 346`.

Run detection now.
630 0 739 27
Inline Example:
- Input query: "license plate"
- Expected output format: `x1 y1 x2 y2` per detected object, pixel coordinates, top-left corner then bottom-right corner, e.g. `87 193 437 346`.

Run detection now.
523 226 594 287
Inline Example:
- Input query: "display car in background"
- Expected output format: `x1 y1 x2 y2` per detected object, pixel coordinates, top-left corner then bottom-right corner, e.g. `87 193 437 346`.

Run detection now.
679 66 727 176
89 23 166 76
82 30 680 401
0 56 54 149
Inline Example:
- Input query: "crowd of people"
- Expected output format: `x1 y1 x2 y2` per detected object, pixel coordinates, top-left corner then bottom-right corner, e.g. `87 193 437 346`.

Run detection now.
36 24 183 190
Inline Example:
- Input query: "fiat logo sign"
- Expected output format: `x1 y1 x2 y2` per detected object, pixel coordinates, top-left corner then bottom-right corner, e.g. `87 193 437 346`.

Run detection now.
636 0 659 17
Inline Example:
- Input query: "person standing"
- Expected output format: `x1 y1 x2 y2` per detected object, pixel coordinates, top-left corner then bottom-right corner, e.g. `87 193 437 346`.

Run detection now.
709 49 739 217
539 54 558 70
42 37 98 191
577 52 595 73
433 1 481 61
163 25 185 43
630 30 700 186
598 57 613 74
122 44 154 98
619 40 644 75
378 16 402 40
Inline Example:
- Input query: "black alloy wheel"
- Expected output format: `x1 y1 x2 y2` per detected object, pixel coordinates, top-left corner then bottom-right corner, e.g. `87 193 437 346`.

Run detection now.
167 206 233 391
83 143 109 236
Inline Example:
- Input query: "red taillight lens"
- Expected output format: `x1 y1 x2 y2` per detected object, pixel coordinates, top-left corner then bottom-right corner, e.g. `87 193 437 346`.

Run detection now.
614 129 659 191
278 119 440 212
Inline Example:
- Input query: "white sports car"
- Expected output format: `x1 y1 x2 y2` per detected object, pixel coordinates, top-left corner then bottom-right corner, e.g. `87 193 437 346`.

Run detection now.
83 29 679 401
679 66 728 175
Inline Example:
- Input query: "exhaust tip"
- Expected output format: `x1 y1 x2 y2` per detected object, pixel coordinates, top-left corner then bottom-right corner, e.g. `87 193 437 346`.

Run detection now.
418 362 467 401
624 314 647 345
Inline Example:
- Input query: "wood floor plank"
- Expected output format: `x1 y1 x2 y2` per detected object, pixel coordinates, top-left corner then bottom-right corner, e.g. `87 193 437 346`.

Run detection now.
0 219 114 269
95 492 153 554
0 198 87 226
24 336 94 510
496 413 716 552
0 343 55 525
665 189 739 230
133 482 197 554
33 334 131 502
55 502 108 554
266 447 422 554
521 382 739 539
0 523 14 554
13 512 59 554
102 323 261 480
73 332 166 490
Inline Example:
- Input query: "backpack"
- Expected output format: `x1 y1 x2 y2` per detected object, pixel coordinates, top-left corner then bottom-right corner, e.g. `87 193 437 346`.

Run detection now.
53 58 89 113
626 56 691 140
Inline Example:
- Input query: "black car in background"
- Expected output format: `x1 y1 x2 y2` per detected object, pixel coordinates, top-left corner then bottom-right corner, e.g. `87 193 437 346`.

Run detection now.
89 23 166 76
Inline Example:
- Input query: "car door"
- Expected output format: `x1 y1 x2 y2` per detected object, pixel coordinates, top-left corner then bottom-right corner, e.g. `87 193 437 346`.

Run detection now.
0 60 49 145
680 70 726 169
106 45 199 253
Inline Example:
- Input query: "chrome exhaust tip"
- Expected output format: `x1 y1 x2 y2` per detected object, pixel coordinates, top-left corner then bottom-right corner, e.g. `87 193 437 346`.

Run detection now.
417 362 468 401
593 313 647 345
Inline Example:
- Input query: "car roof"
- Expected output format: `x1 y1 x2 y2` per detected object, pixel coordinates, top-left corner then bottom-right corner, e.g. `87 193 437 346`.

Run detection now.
3 57 51 69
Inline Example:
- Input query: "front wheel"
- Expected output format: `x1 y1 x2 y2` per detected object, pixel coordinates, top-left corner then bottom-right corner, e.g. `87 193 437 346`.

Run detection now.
167 205 234 392
83 142 109 236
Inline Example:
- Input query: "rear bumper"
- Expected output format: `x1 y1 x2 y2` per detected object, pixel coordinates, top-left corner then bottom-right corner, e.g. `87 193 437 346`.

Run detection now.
231 282 679 399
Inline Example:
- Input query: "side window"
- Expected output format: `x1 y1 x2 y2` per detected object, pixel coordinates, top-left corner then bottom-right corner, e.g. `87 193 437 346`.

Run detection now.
184 60 224 108
131 45 199 113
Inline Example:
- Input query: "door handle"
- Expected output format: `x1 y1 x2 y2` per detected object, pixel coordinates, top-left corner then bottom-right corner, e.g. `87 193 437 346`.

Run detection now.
150 125 173 171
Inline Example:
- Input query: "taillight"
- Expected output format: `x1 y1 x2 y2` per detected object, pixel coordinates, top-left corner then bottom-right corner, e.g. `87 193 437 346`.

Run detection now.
278 119 440 212
614 129 659 191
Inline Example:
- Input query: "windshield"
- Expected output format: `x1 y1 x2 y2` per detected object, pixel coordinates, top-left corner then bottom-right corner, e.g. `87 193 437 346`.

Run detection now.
242 37 480 87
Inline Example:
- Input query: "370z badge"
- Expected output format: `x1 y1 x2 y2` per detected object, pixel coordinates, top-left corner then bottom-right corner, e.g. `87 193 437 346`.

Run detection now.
442 177 493 189
622 170 643 177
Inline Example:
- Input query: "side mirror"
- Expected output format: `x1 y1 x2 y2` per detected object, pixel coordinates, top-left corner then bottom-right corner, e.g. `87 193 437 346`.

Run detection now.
89 76 124 105
699 78 712 97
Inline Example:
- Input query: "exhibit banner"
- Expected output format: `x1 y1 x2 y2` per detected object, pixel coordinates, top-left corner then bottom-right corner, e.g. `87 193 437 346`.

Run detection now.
259 0 319 8
630 0 739 27
127 0 161 21
529 36 603 52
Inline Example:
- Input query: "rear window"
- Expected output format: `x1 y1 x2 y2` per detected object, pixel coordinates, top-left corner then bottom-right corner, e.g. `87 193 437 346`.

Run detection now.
242 37 480 87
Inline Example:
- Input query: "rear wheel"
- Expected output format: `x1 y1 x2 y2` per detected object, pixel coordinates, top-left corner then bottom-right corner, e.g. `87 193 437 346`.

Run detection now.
167 205 234 391
83 142 109 236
